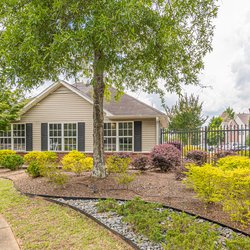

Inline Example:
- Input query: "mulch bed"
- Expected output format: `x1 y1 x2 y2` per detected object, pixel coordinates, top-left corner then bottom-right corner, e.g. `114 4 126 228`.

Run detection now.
0 168 249 235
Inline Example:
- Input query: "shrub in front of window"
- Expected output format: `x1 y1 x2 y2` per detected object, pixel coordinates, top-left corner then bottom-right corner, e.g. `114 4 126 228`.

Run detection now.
0 154 24 171
24 151 57 165
151 144 181 172
106 154 131 174
24 151 58 177
61 150 93 175
186 150 208 166
0 150 16 164
26 161 41 178
131 155 150 171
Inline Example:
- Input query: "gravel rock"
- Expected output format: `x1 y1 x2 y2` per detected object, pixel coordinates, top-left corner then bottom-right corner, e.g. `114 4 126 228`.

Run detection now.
53 198 247 250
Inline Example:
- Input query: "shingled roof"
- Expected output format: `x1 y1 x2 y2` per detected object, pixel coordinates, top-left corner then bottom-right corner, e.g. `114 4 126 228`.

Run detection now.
237 113 250 125
72 82 166 117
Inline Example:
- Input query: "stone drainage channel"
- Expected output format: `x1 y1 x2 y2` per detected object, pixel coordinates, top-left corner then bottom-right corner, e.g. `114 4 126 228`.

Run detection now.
51 198 249 250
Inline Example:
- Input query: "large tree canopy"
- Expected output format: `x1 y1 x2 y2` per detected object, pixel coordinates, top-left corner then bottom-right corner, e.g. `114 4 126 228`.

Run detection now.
0 0 218 177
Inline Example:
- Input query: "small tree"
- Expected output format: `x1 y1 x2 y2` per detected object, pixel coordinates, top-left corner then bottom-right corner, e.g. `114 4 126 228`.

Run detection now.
207 116 224 146
165 94 207 131
224 107 235 120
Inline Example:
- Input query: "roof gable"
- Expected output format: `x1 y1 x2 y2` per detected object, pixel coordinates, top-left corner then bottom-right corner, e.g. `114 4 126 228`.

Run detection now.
21 81 112 116
21 81 166 119
72 82 166 117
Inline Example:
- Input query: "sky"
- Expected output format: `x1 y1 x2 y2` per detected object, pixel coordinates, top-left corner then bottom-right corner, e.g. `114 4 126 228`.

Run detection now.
130 0 250 117
33 0 250 118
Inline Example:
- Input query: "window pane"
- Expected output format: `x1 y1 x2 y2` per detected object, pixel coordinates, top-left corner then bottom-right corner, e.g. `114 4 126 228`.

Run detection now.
63 123 77 151
104 122 117 151
117 122 133 152
12 124 26 151
49 123 62 151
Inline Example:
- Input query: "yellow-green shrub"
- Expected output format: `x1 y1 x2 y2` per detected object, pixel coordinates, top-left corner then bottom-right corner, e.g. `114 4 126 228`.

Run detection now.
24 151 58 177
24 151 57 165
219 168 250 223
61 151 93 175
184 164 224 203
185 156 250 224
0 150 16 163
115 173 136 189
106 155 131 174
44 165 68 186
217 156 250 171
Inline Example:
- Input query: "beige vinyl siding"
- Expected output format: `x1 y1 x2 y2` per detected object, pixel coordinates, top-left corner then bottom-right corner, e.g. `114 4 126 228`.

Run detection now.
107 118 156 152
142 119 156 152
19 86 94 151
18 85 157 152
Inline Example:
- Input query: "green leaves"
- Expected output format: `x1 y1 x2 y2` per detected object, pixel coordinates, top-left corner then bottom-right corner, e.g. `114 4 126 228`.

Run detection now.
0 0 218 94
0 85 27 131
165 94 207 130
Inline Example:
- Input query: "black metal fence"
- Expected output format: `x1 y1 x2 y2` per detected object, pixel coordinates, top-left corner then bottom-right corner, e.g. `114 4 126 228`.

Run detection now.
161 125 250 163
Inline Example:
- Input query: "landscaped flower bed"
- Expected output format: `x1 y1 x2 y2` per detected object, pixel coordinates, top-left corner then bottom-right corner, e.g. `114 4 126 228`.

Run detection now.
54 197 250 250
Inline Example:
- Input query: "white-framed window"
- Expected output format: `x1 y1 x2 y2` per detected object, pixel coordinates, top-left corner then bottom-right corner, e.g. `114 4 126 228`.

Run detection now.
64 123 77 151
49 123 77 151
49 123 62 151
0 124 26 151
13 124 26 151
0 129 12 150
104 121 133 152
118 122 133 151
104 123 117 151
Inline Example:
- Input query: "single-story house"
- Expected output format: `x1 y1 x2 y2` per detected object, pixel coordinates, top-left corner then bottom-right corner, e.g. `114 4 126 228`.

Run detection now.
0 81 167 154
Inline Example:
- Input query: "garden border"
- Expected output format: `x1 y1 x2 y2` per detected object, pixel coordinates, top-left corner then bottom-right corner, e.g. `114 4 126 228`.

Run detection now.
1 176 249 242
22 192 250 238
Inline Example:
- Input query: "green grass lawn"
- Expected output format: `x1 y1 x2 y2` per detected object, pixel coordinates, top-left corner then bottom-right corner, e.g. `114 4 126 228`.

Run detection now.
0 178 132 250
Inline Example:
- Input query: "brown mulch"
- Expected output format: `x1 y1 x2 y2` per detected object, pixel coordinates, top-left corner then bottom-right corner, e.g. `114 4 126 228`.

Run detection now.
0 168 249 235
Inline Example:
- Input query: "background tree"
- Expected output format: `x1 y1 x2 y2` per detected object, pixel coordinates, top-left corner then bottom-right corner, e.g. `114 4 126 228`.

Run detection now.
0 85 27 131
0 0 218 178
207 116 224 146
165 94 207 131
222 106 235 121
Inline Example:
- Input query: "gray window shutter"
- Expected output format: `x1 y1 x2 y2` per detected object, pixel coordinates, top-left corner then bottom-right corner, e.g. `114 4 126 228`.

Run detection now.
78 122 85 151
26 123 33 151
134 121 142 152
41 123 48 151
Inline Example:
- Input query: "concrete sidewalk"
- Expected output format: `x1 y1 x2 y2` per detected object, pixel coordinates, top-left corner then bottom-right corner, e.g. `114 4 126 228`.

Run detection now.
0 215 20 250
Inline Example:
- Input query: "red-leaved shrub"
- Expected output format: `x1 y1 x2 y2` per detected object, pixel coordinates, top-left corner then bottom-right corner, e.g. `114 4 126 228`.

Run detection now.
186 150 208 166
151 144 181 172
168 141 182 151
131 155 150 171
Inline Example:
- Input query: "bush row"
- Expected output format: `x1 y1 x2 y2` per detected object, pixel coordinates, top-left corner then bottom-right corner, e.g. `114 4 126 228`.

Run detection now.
184 156 250 224
0 150 24 170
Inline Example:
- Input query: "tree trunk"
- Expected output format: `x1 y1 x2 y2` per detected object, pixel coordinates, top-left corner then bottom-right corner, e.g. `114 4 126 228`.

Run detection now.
92 49 106 178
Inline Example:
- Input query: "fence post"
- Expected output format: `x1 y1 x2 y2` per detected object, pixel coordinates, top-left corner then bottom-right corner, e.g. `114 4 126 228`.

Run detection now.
204 126 208 152
248 122 250 158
